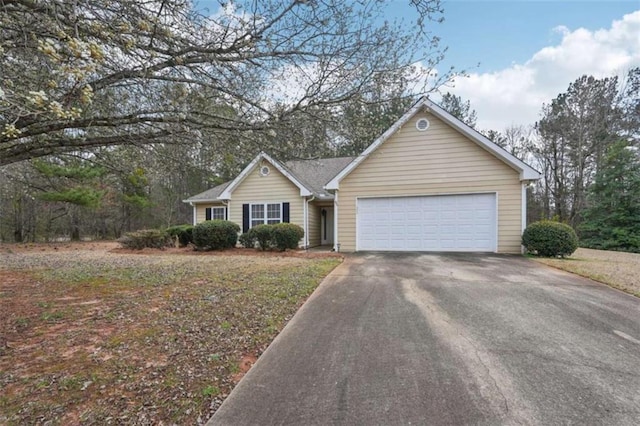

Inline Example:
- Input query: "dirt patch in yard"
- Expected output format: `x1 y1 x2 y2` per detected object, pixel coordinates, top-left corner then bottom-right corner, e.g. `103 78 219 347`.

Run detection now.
0 244 341 425
533 248 640 297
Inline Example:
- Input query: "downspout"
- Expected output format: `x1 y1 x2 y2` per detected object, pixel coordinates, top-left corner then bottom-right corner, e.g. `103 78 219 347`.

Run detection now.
333 190 339 252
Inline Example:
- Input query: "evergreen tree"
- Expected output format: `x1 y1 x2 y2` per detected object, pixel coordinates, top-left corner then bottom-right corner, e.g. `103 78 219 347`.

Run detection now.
580 141 640 252
439 92 477 128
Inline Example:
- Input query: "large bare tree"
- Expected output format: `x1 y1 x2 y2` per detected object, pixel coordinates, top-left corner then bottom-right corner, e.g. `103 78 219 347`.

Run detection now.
0 0 452 165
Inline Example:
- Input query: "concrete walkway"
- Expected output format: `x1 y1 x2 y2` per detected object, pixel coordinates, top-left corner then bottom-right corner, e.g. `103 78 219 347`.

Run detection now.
208 253 640 425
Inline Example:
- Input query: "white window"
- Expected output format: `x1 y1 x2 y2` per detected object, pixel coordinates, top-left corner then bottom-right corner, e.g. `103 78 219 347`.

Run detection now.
251 203 282 227
205 207 226 220
211 207 225 220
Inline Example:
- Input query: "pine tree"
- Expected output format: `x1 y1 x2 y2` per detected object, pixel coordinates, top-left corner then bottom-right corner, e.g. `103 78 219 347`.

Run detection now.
580 141 640 252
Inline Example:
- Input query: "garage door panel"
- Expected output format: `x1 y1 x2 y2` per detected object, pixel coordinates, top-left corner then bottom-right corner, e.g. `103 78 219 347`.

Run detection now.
357 194 496 252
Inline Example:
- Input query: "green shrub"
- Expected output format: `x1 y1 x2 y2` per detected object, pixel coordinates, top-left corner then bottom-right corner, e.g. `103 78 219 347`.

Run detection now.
271 223 304 251
118 229 173 250
249 224 274 251
522 220 579 257
238 232 256 248
240 223 304 251
192 220 240 250
166 224 194 247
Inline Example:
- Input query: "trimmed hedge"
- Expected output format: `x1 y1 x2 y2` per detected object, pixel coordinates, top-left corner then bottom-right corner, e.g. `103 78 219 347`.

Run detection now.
238 231 256 248
238 223 304 251
249 224 274 251
271 223 305 251
118 229 174 250
192 220 240 250
166 224 194 247
522 220 578 257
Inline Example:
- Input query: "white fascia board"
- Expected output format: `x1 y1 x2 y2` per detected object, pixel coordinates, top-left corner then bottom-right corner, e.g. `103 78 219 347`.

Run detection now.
219 152 312 199
324 99 426 190
424 100 541 181
325 97 541 188
182 198 222 204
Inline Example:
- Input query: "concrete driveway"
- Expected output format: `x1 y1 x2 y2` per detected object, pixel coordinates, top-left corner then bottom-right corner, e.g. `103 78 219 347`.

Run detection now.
209 253 640 425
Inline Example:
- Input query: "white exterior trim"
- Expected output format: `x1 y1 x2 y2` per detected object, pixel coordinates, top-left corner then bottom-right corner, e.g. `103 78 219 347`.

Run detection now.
521 184 527 233
303 197 308 248
333 190 339 252
192 205 197 226
219 152 312 199
325 97 540 190
521 183 527 254
495 191 500 253
353 190 498 201
325 100 425 190
183 198 221 203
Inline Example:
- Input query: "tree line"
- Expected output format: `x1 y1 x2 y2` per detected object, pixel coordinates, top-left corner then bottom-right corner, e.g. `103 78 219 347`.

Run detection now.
1 1 638 252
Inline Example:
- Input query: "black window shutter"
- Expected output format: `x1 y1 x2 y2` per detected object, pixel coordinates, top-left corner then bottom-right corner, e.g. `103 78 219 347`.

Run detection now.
225 207 228 221
282 202 290 223
242 204 250 233
205 207 212 221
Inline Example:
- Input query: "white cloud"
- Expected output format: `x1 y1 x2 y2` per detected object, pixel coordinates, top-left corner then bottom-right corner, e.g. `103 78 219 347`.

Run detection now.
439 10 640 132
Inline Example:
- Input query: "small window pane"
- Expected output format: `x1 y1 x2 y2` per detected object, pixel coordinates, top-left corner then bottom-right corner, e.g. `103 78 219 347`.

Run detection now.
251 220 262 228
251 204 264 219
267 219 280 225
267 203 281 219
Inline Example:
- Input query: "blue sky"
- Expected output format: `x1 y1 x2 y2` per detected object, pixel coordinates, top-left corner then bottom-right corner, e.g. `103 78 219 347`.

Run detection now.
197 1 640 130
408 1 640 74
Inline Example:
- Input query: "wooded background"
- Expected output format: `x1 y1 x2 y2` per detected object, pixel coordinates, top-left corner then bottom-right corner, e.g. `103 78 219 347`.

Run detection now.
1 1 638 251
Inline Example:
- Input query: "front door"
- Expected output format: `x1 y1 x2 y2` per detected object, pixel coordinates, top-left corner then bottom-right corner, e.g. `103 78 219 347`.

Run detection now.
320 207 334 245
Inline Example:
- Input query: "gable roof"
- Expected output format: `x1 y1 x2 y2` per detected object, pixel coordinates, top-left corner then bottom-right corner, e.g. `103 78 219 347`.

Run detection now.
184 154 355 203
219 152 314 199
325 97 541 190
284 157 354 198
183 181 231 203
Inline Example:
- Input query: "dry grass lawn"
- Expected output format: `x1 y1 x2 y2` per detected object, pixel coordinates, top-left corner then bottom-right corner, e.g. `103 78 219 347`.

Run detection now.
533 247 640 297
0 242 341 425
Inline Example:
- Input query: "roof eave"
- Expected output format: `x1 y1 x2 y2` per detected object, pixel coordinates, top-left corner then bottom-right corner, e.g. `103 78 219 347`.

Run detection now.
324 99 427 190
424 100 540 181
219 152 313 199
326 97 541 187
182 198 227 204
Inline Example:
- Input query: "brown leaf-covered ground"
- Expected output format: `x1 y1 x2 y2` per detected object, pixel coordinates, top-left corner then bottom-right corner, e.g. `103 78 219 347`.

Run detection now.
0 242 342 425
533 247 640 297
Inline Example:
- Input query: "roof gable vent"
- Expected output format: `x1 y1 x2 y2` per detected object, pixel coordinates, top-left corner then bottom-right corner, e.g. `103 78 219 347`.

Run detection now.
416 118 430 131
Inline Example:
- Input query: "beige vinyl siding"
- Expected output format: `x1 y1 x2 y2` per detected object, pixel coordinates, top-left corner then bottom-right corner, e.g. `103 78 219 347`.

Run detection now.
229 164 304 236
339 112 523 253
307 204 325 247
195 203 226 224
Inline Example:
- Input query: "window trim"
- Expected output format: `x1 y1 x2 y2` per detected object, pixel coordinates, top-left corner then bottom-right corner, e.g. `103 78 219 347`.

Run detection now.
250 202 282 228
211 207 226 220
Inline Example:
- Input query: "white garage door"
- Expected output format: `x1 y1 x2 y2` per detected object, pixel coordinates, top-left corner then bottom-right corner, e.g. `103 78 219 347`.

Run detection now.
356 194 497 252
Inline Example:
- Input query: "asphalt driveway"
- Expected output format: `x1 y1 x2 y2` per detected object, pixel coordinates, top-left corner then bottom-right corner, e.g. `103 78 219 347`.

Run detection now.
209 253 640 425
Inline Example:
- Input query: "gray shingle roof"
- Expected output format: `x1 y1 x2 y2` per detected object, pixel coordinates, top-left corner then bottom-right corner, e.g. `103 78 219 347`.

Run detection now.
183 181 231 203
284 157 354 198
183 156 355 203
